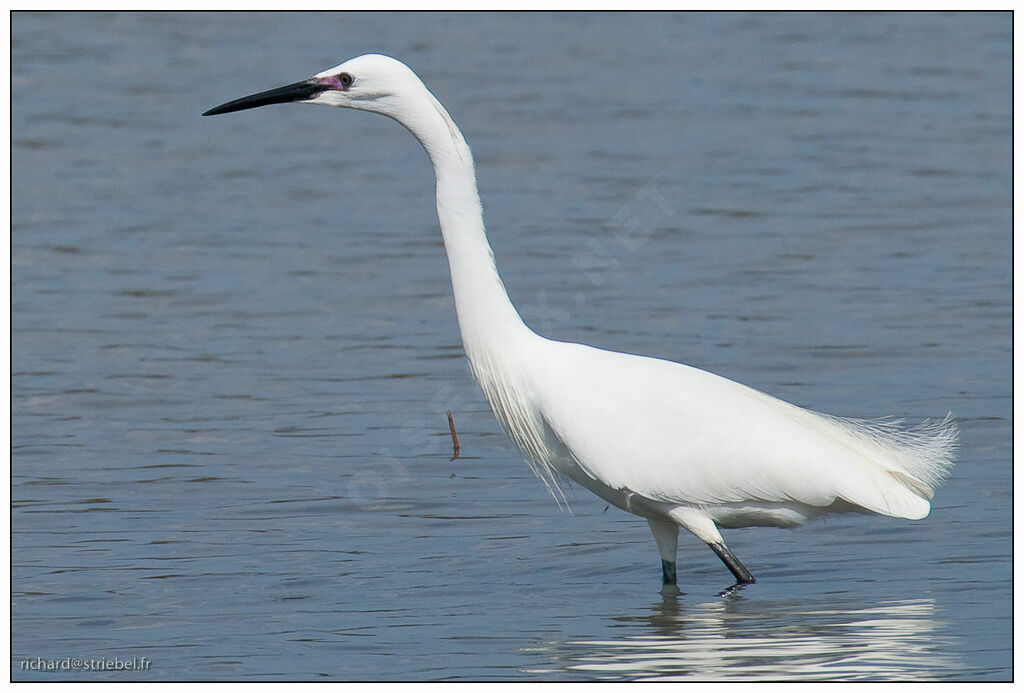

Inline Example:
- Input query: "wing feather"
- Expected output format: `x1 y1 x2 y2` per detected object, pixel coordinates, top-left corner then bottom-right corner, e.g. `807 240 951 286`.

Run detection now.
532 341 955 521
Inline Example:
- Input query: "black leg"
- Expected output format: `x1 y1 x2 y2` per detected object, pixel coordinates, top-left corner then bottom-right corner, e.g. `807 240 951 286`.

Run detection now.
661 559 677 585
708 541 756 584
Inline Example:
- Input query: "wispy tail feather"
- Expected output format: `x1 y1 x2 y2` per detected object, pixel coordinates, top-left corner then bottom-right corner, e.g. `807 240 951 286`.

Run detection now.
830 411 958 499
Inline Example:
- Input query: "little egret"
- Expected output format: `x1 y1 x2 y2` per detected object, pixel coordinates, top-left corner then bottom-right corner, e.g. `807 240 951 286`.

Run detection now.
204 55 957 588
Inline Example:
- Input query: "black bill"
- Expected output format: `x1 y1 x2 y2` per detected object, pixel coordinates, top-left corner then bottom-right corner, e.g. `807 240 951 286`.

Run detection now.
203 79 324 116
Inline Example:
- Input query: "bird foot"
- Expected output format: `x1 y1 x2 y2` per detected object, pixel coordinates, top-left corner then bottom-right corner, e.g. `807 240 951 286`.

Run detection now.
659 582 682 597
717 580 754 598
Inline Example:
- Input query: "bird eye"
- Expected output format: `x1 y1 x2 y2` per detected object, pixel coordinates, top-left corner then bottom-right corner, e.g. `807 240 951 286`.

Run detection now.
338 72 354 89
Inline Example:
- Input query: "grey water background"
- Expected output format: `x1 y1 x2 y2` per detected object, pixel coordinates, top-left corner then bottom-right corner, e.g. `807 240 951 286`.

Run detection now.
12 11 1010 681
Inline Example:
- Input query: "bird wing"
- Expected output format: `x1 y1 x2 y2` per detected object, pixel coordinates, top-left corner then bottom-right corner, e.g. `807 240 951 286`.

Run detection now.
530 339 932 519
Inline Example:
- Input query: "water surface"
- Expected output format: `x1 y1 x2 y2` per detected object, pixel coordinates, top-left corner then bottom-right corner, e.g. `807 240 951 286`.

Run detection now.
12 11 1010 681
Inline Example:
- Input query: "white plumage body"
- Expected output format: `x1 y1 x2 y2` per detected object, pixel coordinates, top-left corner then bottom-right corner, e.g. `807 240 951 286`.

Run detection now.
204 54 957 587
471 329 955 540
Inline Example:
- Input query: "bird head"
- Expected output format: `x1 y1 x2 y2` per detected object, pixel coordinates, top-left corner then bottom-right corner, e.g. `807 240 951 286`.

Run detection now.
203 54 424 120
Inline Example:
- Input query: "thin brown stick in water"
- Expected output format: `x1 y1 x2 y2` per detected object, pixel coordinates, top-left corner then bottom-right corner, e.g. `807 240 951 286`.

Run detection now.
446 410 460 461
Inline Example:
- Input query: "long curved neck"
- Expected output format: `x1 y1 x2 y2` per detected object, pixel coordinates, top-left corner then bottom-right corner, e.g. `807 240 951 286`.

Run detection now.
399 90 533 360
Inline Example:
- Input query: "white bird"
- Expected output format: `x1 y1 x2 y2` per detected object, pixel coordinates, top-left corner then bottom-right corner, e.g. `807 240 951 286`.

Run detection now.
204 54 957 588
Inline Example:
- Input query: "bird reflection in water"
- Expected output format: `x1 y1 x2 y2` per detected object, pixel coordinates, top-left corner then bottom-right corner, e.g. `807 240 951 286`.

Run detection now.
527 596 959 681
